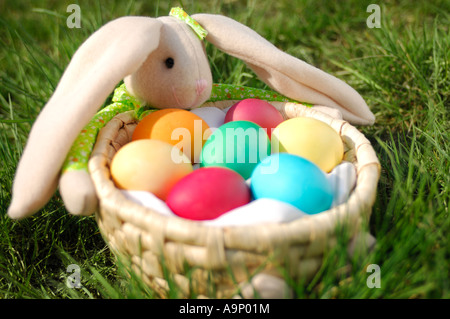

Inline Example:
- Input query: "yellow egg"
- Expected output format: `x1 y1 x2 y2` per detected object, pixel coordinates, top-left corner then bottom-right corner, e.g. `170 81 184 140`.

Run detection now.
271 117 344 172
110 139 193 200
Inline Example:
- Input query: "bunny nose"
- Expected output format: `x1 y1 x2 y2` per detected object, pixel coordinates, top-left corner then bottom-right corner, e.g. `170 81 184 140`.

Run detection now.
196 79 208 96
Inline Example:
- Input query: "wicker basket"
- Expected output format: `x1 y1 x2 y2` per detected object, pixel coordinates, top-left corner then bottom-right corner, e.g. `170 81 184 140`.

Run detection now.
88 100 380 298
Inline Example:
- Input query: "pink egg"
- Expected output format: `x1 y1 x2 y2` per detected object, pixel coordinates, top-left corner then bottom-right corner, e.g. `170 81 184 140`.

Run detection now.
166 167 251 220
224 99 284 138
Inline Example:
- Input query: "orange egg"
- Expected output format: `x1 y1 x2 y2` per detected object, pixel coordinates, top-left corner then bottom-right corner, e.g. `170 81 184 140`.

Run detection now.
132 108 211 163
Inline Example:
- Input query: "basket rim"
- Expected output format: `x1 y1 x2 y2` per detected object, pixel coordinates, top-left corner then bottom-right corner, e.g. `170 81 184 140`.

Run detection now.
89 100 381 250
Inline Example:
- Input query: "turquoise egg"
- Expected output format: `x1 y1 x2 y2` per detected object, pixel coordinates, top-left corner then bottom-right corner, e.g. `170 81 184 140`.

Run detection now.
200 121 271 179
250 153 334 214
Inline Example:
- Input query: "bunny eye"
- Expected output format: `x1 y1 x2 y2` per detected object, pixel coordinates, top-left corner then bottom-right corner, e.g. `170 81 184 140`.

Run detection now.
165 57 175 69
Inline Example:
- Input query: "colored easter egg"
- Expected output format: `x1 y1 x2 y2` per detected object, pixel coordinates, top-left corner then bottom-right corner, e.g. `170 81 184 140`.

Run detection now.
271 117 344 172
200 120 271 179
190 106 226 131
166 167 251 220
250 153 334 214
224 99 284 138
110 139 193 200
132 108 211 163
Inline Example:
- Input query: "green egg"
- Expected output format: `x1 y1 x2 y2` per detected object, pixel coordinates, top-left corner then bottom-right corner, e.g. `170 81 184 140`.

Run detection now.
200 121 271 179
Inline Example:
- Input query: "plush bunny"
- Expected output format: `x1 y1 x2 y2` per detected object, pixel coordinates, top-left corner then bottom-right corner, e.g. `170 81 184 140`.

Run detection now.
7 8 375 220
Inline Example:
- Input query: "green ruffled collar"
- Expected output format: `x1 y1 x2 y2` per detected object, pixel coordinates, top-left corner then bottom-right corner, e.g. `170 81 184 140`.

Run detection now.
113 82 310 119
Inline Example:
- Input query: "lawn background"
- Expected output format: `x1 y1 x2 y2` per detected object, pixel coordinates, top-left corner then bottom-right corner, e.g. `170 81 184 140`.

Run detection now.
0 0 448 299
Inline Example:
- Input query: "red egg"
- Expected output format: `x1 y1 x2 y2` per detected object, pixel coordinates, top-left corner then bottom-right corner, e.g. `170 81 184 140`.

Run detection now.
224 99 284 138
166 167 251 220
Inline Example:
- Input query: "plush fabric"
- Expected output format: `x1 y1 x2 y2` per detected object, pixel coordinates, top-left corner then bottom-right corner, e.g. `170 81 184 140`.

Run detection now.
124 16 212 110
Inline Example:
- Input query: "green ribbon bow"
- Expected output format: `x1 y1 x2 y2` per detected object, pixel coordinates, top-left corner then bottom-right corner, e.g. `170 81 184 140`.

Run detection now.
169 7 208 40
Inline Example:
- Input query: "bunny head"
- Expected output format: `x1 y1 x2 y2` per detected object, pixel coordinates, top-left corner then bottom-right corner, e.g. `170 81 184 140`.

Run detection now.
8 9 375 219
124 16 212 110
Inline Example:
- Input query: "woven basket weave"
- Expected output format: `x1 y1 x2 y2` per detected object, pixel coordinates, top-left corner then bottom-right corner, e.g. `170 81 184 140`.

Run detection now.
88 100 380 298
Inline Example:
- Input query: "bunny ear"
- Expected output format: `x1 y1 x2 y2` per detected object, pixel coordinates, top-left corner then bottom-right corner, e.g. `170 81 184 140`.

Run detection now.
192 14 375 125
8 17 163 219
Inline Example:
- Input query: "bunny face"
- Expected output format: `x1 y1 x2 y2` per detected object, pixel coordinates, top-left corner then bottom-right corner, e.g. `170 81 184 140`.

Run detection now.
124 16 213 109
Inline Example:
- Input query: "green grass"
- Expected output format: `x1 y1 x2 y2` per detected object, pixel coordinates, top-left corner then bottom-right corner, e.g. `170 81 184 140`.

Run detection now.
1 0 449 299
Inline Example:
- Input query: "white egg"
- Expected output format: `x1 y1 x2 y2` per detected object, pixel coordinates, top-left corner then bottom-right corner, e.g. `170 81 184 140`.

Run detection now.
190 106 226 130
202 198 307 227
327 161 357 207
121 190 175 217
